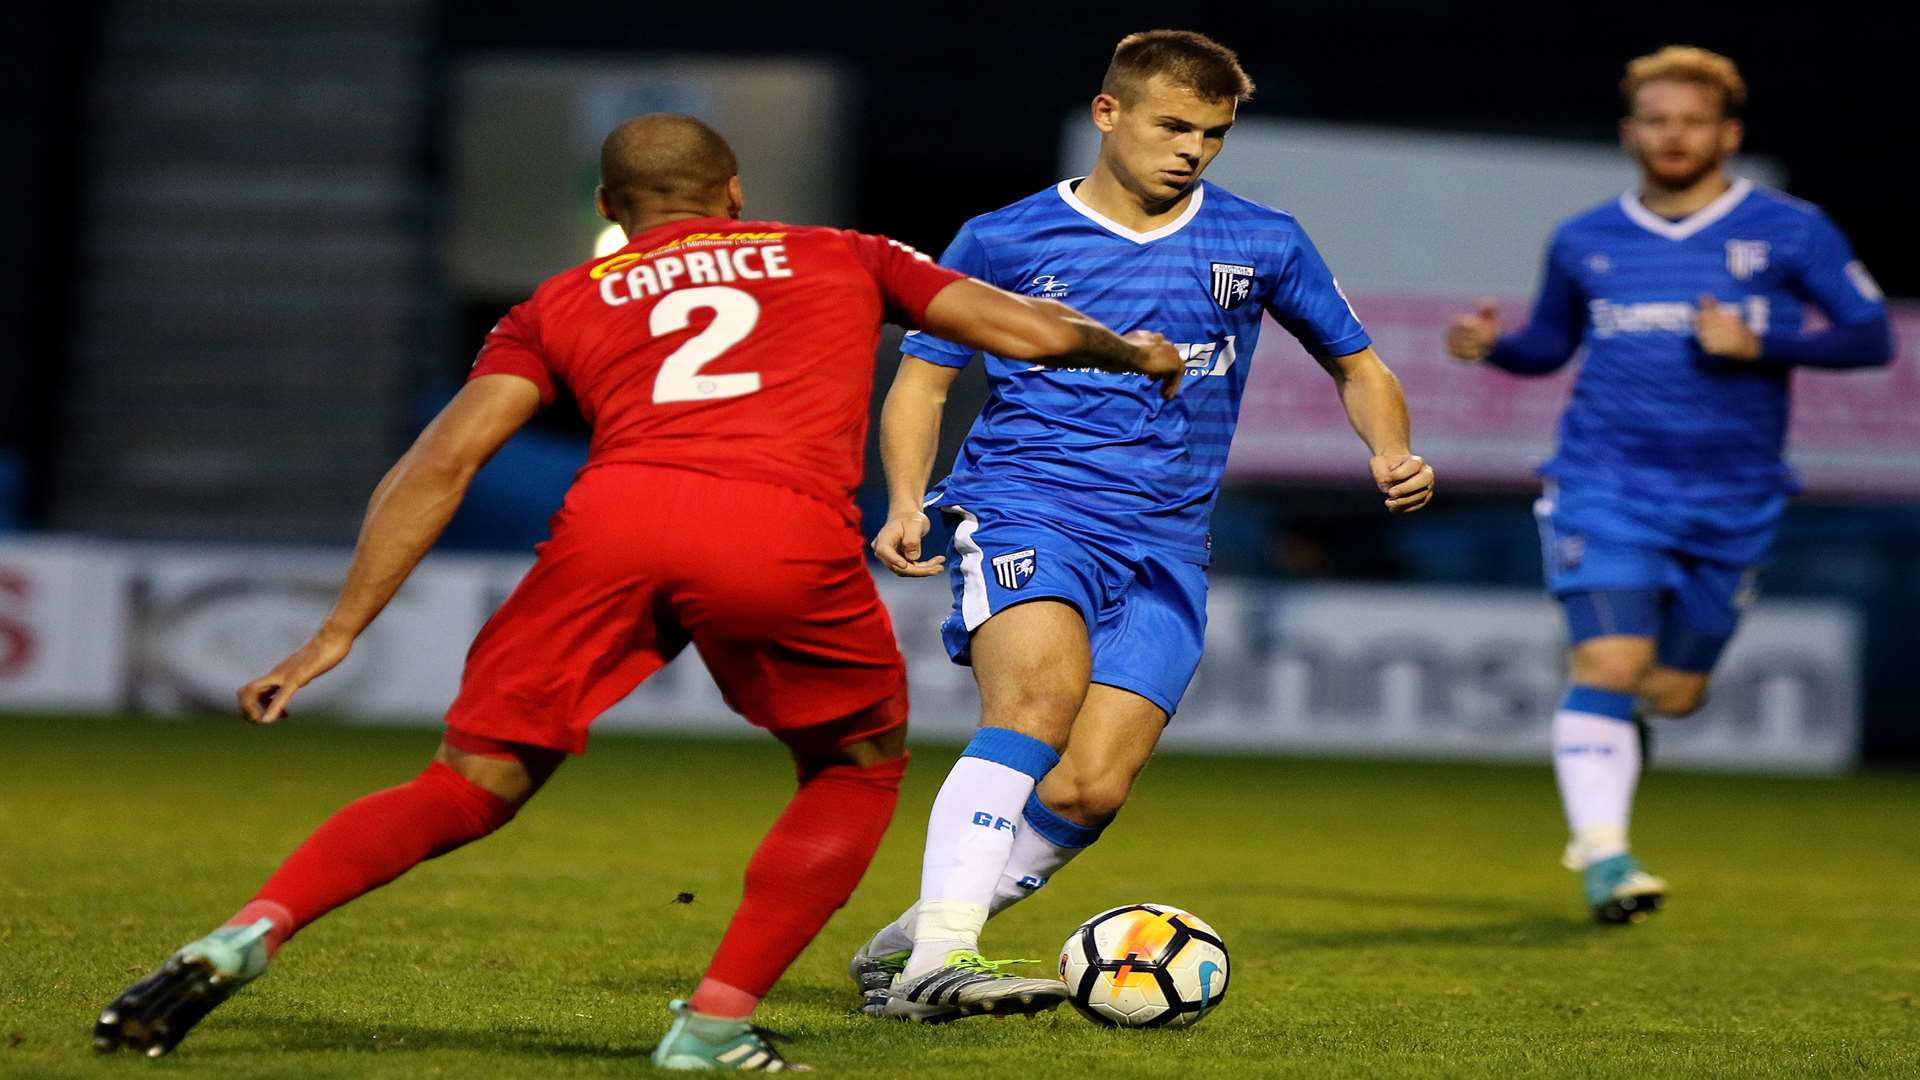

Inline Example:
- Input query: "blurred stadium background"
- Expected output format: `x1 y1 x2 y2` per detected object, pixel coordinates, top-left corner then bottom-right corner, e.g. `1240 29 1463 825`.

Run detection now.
4 0 1917 770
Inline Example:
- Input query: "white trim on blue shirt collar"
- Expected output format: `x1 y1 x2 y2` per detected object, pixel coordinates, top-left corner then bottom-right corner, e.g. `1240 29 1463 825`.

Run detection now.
1055 178 1206 244
1616 177 1754 241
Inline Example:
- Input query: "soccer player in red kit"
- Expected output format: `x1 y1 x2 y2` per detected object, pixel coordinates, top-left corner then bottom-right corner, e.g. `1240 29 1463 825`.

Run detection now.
94 114 1183 1071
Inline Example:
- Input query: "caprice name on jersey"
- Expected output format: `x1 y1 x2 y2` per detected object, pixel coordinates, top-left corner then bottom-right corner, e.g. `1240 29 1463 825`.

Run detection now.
595 244 795 306
1588 297 1769 338
1026 336 1239 377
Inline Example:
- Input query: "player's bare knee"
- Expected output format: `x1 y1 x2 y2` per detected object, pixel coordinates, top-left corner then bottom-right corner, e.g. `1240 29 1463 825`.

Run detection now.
1647 681 1709 717
813 723 909 771
1665 689 1709 718
1066 773 1132 824
978 661 1084 727
444 756 534 805
1568 642 1655 693
434 740 561 807
978 694 1079 748
970 603 1091 745
863 723 909 761
1039 764 1128 826
779 689 910 774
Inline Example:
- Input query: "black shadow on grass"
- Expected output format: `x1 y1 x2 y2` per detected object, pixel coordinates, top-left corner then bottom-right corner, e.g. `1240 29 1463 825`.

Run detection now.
1278 885 1559 916
196 1013 654 1060
1263 913 1608 952
1244 886 1611 950
574 976 855 1020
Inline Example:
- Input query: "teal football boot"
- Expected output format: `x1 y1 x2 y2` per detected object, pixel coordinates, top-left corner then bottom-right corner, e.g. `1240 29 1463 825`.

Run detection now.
1583 853 1668 925
94 918 274 1056
651 999 809 1071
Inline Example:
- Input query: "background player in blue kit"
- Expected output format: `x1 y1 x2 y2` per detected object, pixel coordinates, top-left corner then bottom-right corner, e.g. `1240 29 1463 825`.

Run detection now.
852 30 1437 1021
1445 47 1893 924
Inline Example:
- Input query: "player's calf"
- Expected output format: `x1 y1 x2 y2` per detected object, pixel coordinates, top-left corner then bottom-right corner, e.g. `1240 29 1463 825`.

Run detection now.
1638 668 1711 717
695 699 909 1024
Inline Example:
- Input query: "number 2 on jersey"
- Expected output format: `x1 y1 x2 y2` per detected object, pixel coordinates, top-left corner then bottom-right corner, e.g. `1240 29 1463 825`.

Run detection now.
651 286 762 404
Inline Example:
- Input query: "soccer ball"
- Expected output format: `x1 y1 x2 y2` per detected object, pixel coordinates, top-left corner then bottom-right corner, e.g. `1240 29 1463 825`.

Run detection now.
1058 903 1229 1028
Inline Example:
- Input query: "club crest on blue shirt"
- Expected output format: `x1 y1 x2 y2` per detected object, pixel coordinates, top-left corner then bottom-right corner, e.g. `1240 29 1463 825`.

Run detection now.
1725 239 1770 281
991 548 1038 591
1210 261 1255 311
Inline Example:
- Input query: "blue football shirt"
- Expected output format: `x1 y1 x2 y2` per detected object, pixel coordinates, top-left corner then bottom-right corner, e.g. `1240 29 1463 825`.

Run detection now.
904 179 1370 563
1506 179 1887 505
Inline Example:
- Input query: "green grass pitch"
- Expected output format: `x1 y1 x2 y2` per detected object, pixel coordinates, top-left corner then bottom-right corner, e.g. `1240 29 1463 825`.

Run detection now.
2 714 1916 1078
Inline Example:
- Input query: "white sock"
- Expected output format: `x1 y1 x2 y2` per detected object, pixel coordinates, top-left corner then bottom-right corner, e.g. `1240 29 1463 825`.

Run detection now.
907 899 990 978
870 798 1097 961
1552 687 1641 867
989 828 1082 916
904 729 1059 978
866 902 919 958
990 792 1100 916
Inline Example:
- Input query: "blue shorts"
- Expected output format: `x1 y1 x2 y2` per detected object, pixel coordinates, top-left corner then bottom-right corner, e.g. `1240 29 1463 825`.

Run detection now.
936 503 1208 717
1534 489 1764 673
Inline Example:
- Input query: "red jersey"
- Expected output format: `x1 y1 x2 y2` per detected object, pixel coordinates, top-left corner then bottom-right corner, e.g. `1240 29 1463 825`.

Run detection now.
470 218 966 518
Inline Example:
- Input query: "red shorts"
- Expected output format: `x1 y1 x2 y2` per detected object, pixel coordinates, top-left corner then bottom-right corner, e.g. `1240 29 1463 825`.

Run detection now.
444 464 906 754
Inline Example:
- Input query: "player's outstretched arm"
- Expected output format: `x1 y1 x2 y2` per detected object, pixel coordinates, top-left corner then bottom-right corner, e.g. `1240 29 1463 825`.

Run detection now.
1445 293 1583 375
919 279 1184 398
1447 237 1584 375
237 374 542 723
1315 347 1435 514
1444 299 1502 361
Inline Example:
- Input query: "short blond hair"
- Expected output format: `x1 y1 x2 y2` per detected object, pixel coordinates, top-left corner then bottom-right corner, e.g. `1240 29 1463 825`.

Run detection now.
1622 46 1747 118
1102 30 1255 105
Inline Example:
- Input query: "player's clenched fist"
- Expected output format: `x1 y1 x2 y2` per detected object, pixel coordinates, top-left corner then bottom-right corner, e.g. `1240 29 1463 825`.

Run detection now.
1369 453 1435 514
872 510 947 578
1444 300 1500 362
1123 330 1186 400
1695 295 1762 361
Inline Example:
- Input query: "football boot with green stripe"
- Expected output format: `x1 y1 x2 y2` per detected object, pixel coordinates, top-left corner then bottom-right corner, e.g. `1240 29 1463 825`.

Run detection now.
847 941 909 1011
877 950 1068 1023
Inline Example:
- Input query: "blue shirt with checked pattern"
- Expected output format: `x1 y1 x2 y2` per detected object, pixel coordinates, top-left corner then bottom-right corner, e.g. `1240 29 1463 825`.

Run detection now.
904 178 1370 564
1494 179 1888 503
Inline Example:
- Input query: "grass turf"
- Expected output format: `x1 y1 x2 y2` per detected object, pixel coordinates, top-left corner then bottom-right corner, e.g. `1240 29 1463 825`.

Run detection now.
1 714 1916 1078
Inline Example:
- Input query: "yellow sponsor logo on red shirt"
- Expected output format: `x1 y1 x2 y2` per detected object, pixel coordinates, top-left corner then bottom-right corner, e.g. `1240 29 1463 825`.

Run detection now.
591 231 790 278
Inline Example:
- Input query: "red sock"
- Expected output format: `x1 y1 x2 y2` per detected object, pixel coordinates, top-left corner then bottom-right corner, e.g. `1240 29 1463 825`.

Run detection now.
224 760 517 954
694 754 908 1013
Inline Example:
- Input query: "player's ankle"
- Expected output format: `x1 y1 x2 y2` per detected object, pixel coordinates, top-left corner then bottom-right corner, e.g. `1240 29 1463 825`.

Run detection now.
680 1009 753 1042
1569 826 1629 866
222 899 294 959
904 939 972 979
687 977 759 1020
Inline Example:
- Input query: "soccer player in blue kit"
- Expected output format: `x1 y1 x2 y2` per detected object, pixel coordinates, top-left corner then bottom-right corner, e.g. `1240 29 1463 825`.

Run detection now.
1445 47 1893 924
851 30 1437 1020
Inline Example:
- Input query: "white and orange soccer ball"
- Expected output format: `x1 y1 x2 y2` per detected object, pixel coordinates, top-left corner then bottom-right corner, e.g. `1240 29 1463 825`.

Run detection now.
1058 903 1229 1028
